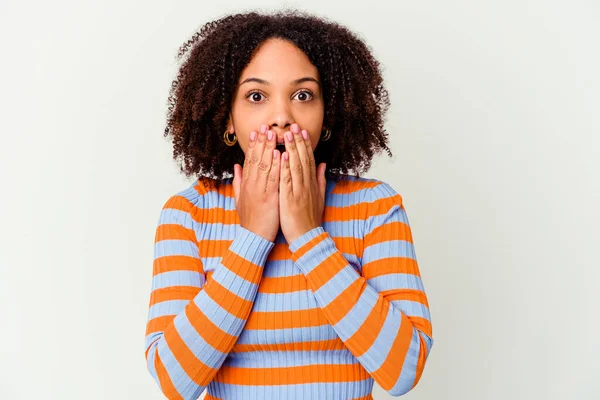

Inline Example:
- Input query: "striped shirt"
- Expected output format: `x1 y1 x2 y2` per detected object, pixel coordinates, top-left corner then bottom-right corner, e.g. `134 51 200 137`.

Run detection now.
144 174 434 399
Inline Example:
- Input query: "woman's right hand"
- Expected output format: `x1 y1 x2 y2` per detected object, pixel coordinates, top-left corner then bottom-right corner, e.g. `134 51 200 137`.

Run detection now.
233 127 281 242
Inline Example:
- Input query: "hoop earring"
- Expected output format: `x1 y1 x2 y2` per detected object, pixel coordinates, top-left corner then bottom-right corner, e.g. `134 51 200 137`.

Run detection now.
224 129 237 146
321 129 331 141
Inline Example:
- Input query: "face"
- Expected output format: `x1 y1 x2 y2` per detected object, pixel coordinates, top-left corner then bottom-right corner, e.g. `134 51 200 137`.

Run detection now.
227 38 325 155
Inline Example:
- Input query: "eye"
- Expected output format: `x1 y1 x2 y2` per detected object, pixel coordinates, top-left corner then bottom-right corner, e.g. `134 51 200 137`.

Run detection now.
294 90 314 102
244 89 315 104
246 91 265 103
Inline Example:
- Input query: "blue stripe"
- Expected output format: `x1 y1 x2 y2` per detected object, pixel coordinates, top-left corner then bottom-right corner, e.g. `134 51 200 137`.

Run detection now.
357 304 399 372
367 273 425 292
252 290 317 312
390 299 431 321
192 290 246 336
293 236 339 275
389 327 421 396
208 378 374 399
174 309 227 369
151 270 204 290
362 240 416 262
313 265 358 307
156 337 201 398
212 263 260 302
225 349 360 368
154 240 200 259
146 342 160 388
148 300 189 321
201 219 368 241
237 325 338 343
333 285 378 341
158 208 196 231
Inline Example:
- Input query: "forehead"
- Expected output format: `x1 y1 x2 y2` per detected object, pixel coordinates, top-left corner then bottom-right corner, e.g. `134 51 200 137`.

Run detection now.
240 38 320 82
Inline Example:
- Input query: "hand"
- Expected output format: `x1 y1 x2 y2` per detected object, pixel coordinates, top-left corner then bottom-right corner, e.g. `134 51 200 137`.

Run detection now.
233 126 281 242
279 123 327 244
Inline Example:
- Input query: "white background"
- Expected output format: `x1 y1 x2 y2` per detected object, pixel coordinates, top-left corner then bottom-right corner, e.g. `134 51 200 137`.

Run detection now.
1 1 598 399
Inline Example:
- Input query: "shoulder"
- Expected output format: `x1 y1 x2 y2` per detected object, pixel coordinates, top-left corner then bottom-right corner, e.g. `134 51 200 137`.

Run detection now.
329 174 403 206
158 178 211 224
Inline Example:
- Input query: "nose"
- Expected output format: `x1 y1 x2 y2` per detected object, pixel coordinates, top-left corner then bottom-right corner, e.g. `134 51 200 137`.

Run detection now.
267 97 294 134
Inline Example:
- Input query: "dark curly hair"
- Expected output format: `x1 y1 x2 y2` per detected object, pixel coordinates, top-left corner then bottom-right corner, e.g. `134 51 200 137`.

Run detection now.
164 9 393 189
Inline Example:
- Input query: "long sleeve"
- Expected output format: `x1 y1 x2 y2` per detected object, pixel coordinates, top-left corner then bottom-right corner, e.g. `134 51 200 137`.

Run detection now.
144 194 275 400
288 181 434 397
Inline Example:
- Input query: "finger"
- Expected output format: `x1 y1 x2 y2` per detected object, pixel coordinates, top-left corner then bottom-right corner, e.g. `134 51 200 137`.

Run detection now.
243 131 257 180
283 129 303 192
233 163 241 208
301 129 317 180
280 150 293 196
294 127 313 186
267 149 281 194
250 129 268 181
317 162 327 201
259 129 276 191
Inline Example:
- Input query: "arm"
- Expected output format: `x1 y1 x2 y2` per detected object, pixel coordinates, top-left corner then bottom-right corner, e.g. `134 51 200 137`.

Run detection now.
145 192 274 400
288 181 434 397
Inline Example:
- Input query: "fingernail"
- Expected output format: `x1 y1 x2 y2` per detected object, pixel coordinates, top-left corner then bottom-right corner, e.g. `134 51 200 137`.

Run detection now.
250 131 256 141
260 125 267 134
267 130 273 140
285 131 293 142
291 124 299 134
301 130 308 140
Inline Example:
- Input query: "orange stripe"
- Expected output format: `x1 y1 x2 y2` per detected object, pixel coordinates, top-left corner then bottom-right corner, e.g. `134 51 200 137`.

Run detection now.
155 223 196 242
185 299 238 354
168 181 394 228
232 337 346 353
164 315 216 387
152 256 204 275
154 350 183 400
411 332 428 389
363 220 413 246
213 363 370 385
198 239 232 258
146 315 174 337
351 395 374 400
343 295 389 357
220 251 263 285
304 250 349 291
383 288 430 307
149 286 198 306
408 316 433 339
245 307 330 330
373 313 414 390
204 394 223 400
322 277 366 325
330 179 380 195
361 257 420 280
197 207 240 225
203 278 254 320
291 231 328 260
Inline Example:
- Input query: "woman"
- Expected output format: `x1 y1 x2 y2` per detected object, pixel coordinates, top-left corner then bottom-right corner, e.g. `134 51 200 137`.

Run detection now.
145 10 434 400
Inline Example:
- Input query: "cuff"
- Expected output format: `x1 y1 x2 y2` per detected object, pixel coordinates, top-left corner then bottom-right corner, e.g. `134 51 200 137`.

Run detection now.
229 226 275 267
289 226 338 275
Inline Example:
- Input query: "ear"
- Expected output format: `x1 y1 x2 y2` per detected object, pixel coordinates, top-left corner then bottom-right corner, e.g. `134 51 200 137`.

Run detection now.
227 113 234 133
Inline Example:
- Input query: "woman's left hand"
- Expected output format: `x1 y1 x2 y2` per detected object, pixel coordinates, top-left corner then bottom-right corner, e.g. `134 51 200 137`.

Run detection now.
279 123 327 245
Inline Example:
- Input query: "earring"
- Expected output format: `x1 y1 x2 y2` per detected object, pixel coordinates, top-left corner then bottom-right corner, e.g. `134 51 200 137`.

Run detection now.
321 129 331 141
223 129 237 146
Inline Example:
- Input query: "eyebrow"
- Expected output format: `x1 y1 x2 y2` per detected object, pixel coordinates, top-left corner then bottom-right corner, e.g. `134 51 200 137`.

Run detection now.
239 77 321 87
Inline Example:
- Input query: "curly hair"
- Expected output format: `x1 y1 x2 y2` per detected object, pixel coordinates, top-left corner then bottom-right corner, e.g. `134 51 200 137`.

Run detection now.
164 9 393 189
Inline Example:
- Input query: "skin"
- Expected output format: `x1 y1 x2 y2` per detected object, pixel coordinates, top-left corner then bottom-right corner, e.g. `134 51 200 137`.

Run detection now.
226 37 326 154
229 37 328 244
